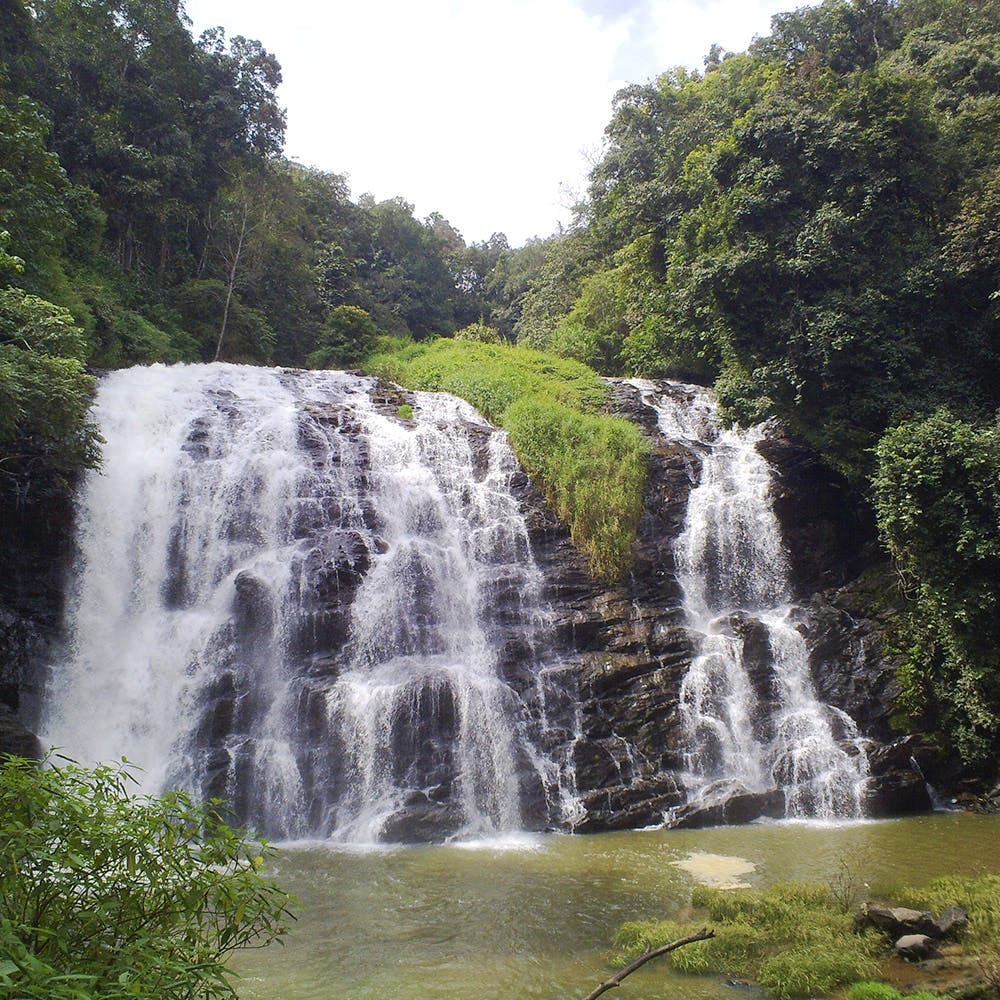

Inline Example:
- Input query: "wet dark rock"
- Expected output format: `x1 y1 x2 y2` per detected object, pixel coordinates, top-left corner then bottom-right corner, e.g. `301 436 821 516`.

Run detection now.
0 703 43 760
758 424 877 597
802 566 902 742
667 788 786 829
574 775 685 832
865 738 934 816
380 799 465 843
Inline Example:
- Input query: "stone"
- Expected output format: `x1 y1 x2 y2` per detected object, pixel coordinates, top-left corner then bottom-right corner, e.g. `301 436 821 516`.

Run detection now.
895 934 938 961
934 906 969 938
857 904 941 938
757 423 877 597
380 799 465 844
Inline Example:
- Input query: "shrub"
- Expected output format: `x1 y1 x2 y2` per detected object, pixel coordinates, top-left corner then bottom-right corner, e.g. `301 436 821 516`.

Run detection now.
760 943 877 999
453 321 503 344
0 755 293 1000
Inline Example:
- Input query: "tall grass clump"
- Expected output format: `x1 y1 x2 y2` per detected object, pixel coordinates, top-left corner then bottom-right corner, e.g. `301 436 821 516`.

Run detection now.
367 339 648 579
613 883 881 1000
892 875 1000 948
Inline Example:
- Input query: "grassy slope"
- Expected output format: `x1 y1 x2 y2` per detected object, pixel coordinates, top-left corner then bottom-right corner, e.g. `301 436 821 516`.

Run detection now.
367 339 649 580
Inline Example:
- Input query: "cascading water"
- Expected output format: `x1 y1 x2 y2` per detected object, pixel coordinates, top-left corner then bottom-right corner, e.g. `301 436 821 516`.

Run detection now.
41 363 559 843
628 379 869 819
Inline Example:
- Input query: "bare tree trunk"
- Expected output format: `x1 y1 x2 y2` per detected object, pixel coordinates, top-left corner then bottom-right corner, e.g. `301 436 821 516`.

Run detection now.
580 928 715 1000
213 204 248 362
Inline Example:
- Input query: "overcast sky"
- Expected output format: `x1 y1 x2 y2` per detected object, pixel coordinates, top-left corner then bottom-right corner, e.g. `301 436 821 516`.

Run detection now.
183 0 793 246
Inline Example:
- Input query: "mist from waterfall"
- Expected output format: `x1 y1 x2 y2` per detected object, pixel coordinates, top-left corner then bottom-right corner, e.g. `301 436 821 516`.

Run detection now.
628 379 869 819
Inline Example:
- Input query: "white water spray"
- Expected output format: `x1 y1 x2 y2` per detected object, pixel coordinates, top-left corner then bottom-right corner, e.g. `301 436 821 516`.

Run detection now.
629 379 868 819
42 364 556 842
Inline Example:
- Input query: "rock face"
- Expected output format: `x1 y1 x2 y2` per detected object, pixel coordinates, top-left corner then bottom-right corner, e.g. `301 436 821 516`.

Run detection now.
4 370 943 836
0 469 76 758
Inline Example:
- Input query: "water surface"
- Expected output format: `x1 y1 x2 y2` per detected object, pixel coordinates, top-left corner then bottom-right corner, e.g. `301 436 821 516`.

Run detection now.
235 812 1000 999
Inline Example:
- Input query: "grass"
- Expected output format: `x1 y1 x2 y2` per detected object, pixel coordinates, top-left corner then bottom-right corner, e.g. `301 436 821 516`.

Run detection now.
612 875 1000 1000
892 875 1000 949
613 883 881 1000
367 338 648 580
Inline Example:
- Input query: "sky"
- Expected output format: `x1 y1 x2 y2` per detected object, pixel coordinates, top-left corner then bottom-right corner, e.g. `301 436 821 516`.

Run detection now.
183 0 793 246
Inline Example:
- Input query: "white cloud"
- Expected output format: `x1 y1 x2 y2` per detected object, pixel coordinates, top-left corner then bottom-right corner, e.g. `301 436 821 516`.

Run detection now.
183 0 789 245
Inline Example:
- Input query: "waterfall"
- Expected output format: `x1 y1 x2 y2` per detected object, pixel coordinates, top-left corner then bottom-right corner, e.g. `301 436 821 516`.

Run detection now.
629 379 869 819
41 363 558 843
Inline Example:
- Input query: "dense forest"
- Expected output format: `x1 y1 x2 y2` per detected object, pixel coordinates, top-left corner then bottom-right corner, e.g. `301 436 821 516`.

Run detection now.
1 0 998 768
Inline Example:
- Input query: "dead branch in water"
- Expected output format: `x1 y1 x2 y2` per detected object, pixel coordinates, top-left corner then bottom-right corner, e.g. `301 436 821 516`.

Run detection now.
580 927 715 1000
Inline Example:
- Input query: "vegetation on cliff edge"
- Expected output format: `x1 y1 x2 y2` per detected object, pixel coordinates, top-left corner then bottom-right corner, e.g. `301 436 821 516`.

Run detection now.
369 339 648 580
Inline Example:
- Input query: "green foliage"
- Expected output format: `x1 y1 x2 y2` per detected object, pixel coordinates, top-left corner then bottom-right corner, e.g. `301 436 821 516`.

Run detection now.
0 754 292 1000
0 278 99 489
874 410 1000 767
307 305 377 369
849 981 905 1000
396 403 413 421
368 339 648 579
848 982 942 1000
759 944 878 1000
547 268 629 373
614 882 880 999
453 321 503 344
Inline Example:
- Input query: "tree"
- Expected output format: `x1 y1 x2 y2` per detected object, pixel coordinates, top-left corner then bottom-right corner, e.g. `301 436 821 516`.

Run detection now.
874 410 1000 768
306 304 377 368
0 237 99 497
0 755 293 1000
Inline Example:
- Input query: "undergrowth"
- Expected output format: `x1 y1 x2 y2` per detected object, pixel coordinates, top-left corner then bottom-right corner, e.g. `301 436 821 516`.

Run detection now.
613 875 1000 1000
368 339 648 579
613 883 881 1000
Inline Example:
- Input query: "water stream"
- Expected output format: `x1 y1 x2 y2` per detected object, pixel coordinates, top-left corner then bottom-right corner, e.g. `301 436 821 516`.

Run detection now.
628 379 869 818
43 365 872 844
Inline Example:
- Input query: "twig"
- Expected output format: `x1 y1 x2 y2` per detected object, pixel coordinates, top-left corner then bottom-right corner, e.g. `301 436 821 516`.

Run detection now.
580 927 715 1000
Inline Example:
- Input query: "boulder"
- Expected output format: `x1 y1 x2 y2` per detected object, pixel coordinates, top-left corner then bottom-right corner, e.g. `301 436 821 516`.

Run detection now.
895 934 938 961
865 738 934 816
668 789 786 830
934 906 969 938
856 904 940 938
380 797 465 844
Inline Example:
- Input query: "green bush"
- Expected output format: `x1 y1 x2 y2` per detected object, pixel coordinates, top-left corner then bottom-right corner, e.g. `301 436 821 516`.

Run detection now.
873 410 1000 768
453 321 503 344
367 339 648 579
0 755 293 1000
